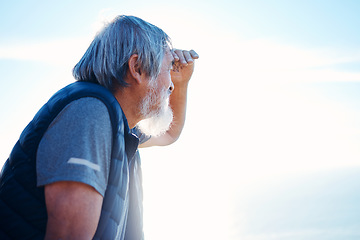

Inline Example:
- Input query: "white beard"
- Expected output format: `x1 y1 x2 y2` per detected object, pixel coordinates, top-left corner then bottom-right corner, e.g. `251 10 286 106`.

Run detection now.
136 83 174 137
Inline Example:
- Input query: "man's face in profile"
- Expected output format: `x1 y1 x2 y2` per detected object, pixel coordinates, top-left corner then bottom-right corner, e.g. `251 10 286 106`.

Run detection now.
136 48 175 136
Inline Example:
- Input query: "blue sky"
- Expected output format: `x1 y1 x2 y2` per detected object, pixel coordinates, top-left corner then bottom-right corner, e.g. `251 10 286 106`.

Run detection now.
1 1 360 239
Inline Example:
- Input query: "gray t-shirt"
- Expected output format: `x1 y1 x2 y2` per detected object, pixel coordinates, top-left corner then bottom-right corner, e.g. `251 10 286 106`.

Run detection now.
36 97 112 196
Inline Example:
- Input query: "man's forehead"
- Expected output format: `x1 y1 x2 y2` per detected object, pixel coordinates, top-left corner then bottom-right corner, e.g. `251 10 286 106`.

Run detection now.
164 48 174 63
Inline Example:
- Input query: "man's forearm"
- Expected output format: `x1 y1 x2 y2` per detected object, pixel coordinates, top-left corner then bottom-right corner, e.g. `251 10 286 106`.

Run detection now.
138 49 198 148
168 81 189 141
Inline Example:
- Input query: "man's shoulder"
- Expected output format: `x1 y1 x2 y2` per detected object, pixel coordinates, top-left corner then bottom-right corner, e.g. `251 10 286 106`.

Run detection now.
54 97 111 127
51 82 119 116
51 82 126 134
65 97 109 116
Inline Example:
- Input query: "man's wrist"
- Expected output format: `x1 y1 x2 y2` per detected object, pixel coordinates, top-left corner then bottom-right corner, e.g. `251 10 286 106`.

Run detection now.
173 80 189 90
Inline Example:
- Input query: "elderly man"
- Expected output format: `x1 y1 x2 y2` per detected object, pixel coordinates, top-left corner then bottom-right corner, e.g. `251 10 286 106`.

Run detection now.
0 15 198 240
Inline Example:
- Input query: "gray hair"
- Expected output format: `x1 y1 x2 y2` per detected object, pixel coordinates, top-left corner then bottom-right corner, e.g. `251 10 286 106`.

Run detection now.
73 15 171 91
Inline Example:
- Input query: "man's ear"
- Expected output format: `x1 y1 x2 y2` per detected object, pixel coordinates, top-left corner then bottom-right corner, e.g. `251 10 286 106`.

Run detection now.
128 54 142 84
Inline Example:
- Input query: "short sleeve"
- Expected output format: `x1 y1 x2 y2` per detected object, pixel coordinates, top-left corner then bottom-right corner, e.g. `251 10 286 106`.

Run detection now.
36 97 112 197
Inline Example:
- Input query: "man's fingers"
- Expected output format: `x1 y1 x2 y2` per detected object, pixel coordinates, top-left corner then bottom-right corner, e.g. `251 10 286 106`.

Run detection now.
172 49 199 65
183 51 193 64
189 49 199 59
174 49 187 64
171 49 180 61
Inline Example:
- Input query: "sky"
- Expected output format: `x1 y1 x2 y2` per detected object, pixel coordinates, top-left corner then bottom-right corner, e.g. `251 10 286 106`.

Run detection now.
1 0 360 239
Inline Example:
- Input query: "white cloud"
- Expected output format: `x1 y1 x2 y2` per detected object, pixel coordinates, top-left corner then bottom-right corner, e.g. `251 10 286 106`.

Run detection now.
0 9 120 67
236 39 356 70
230 39 360 83
0 37 91 67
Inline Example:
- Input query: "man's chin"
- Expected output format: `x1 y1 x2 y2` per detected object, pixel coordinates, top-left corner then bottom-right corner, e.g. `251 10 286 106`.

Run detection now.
136 107 173 137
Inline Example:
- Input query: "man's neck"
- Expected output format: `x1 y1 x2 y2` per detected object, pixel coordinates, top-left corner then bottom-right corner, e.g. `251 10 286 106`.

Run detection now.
114 88 142 129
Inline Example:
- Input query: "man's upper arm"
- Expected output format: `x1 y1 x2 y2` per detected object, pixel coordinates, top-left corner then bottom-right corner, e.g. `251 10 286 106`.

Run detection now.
44 181 103 240
37 97 112 196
